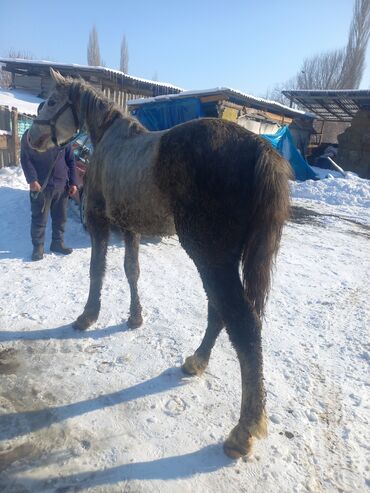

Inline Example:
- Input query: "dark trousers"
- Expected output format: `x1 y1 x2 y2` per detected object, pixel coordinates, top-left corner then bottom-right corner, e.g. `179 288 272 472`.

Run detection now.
30 187 69 247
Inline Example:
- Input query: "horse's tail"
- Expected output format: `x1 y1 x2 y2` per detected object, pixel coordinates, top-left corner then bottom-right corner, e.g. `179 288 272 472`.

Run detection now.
242 143 292 317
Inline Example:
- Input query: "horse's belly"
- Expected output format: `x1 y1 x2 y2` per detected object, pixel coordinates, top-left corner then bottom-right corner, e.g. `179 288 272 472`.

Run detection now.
108 202 176 236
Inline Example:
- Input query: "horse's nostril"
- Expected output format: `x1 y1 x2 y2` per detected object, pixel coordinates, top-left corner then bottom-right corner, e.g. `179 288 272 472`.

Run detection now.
29 132 48 150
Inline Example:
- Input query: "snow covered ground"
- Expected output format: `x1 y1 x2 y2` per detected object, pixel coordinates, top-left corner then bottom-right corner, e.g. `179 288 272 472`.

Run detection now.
0 166 369 492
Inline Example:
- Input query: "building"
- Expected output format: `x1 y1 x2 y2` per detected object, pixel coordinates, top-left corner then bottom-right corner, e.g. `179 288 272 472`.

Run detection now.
0 58 183 109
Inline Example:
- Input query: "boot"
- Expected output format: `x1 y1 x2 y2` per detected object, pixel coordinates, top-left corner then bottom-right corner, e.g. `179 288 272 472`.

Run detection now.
32 245 44 261
50 241 73 255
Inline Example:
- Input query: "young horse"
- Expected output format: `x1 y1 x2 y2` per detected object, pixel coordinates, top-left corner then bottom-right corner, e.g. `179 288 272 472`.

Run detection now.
28 68 291 459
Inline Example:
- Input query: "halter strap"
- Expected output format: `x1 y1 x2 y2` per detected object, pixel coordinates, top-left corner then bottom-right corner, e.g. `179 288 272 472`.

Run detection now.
33 100 80 146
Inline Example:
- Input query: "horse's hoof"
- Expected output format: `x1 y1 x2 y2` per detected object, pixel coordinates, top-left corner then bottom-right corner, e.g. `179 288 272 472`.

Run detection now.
127 314 143 329
223 435 254 459
182 354 208 376
73 314 96 331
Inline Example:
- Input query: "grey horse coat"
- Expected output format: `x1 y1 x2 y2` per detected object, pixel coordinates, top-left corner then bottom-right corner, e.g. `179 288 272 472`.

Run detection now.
90 121 175 236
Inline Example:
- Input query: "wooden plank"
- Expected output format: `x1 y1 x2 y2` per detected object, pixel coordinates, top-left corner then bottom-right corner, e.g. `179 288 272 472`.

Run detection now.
0 135 8 149
10 108 19 164
200 95 223 103
0 105 11 131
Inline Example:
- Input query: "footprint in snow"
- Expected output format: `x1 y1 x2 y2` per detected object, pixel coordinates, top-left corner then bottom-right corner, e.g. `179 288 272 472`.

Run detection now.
97 361 115 373
83 344 107 354
164 396 188 416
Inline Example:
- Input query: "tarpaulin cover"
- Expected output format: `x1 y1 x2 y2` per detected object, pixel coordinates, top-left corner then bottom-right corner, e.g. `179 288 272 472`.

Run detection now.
262 126 318 181
131 97 203 131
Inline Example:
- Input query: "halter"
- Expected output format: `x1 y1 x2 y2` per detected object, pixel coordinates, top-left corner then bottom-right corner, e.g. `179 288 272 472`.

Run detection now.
33 100 80 147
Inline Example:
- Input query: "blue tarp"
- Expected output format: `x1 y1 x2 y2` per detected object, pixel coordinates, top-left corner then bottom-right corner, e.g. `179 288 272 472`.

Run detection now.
131 97 203 131
262 126 318 181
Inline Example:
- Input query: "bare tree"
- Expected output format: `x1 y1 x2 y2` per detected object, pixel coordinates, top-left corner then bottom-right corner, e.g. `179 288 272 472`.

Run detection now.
120 35 129 73
264 78 298 106
294 49 346 90
267 0 370 104
295 0 370 90
339 0 370 88
152 71 158 81
87 25 101 66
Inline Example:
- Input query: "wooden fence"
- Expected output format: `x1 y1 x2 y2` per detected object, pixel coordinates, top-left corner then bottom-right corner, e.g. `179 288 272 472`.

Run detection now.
0 105 34 168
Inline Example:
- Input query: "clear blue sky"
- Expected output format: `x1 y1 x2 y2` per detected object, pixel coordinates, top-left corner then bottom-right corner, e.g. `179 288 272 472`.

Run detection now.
1 0 369 95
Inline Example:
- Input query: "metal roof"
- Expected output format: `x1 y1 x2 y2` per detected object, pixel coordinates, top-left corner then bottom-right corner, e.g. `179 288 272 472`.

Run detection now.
282 89 370 122
128 87 314 119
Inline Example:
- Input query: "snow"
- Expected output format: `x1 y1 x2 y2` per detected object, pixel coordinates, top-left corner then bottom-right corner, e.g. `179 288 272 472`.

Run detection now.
0 89 43 115
0 166 369 492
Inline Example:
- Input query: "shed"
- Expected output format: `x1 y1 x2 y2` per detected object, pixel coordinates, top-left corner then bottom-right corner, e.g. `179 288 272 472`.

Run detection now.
0 58 183 110
128 88 315 154
282 89 370 178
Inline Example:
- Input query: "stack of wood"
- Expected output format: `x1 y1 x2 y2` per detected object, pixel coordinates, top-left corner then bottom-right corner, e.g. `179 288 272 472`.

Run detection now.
337 109 370 178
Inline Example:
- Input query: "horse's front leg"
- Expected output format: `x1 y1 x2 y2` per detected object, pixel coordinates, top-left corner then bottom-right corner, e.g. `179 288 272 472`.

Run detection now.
123 230 143 328
73 213 110 330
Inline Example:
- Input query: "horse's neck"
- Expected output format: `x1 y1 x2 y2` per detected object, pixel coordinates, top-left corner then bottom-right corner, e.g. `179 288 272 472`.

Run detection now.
80 93 145 146
84 104 113 146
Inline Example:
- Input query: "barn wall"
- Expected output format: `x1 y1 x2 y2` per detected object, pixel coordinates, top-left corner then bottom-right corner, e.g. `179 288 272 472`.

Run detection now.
14 74 41 95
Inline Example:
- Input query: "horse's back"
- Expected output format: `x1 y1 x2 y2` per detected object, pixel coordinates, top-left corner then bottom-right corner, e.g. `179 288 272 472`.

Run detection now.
155 117 278 206
154 117 290 249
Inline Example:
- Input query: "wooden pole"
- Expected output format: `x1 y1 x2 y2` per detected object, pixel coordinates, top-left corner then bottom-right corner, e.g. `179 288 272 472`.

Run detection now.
10 106 19 165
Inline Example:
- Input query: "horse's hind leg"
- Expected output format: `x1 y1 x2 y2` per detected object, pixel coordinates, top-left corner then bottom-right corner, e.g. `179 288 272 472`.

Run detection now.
73 213 110 330
183 252 266 458
210 265 267 458
123 230 143 328
182 302 223 376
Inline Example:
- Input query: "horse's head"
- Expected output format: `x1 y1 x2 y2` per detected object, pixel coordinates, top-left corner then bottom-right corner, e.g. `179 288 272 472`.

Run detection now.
28 68 80 151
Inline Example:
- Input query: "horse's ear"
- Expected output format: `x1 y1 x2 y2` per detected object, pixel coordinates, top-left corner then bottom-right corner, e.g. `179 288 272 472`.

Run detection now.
50 68 66 85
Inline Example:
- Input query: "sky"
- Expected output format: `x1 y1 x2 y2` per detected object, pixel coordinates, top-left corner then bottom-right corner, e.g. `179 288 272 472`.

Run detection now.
1 0 369 96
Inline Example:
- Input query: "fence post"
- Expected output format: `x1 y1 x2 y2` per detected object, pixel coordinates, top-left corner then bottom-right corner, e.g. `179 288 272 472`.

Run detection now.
10 106 19 165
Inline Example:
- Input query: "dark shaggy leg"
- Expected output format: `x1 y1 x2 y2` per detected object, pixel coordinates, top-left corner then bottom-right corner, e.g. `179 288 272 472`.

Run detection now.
123 230 143 328
223 313 267 458
182 250 266 459
73 214 110 330
182 303 223 376
210 267 267 459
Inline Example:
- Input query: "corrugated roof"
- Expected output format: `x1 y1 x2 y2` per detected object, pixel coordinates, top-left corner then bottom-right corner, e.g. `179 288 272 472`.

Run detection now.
0 58 184 94
282 89 370 122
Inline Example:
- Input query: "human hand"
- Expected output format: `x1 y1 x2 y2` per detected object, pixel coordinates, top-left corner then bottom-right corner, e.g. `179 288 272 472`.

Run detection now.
69 185 78 196
30 181 41 192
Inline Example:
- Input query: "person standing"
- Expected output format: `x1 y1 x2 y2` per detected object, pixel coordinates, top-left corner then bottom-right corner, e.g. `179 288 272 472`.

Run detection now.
20 104 78 261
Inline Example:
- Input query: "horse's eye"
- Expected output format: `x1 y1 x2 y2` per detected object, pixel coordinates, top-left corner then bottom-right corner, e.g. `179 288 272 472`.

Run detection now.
48 99 56 107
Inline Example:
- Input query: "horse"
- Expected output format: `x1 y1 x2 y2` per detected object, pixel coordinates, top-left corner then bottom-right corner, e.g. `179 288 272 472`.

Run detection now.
28 68 291 459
